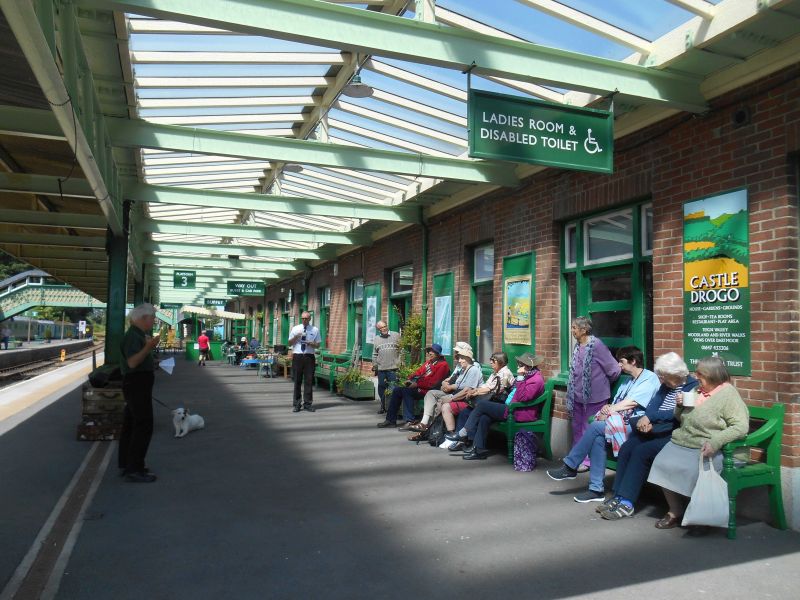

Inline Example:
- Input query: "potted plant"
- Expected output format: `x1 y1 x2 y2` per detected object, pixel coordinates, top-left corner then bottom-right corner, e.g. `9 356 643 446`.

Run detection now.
336 366 375 400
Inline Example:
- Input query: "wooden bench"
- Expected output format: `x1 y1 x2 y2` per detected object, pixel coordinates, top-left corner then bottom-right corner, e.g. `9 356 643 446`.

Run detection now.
490 379 556 462
314 350 353 389
603 402 787 540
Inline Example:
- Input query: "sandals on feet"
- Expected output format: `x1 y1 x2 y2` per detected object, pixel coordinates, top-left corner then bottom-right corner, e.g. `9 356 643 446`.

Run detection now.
655 513 681 529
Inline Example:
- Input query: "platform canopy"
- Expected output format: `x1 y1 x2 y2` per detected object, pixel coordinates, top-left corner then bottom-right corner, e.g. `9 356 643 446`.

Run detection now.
179 305 246 320
1 0 799 303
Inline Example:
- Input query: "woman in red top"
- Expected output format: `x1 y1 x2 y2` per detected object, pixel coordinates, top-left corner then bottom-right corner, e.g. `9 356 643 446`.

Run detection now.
378 344 450 428
197 330 210 366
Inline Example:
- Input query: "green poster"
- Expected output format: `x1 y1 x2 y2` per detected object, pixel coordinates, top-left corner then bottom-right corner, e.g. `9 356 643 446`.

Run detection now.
683 189 750 376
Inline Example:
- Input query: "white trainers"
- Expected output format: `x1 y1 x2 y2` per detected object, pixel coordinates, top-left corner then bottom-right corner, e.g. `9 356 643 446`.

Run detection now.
439 439 458 450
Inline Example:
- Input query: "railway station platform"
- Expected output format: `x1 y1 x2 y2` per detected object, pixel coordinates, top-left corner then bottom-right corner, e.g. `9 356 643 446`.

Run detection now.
0 339 94 371
1 360 799 600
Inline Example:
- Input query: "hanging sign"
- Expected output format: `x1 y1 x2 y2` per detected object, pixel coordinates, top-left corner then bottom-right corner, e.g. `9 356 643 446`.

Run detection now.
683 189 750 376
204 298 227 307
160 303 182 309
468 89 613 174
227 281 265 296
173 270 195 289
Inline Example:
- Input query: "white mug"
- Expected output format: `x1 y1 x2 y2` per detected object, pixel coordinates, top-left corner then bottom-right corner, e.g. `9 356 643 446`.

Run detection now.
682 390 697 407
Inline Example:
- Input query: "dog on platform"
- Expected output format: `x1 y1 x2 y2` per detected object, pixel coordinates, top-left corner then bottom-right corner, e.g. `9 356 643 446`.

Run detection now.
172 408 205 438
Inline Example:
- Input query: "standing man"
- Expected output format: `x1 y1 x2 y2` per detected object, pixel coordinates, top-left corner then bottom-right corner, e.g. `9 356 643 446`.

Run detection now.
1 322 10 350
197 329 210 366
119 303 161 483
371 320 401 414
288 311 321 412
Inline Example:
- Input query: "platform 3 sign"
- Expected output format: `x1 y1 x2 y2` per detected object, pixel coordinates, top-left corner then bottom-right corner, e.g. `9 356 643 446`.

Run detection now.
683 189 750 376
468 89 613 174
227 281 265 296
173 270 195 289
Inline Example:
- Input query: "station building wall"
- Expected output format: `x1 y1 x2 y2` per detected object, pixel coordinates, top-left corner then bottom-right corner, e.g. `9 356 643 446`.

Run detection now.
257 65 800 526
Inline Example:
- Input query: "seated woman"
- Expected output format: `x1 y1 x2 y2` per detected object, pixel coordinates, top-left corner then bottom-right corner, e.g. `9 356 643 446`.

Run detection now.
646 356 748 531
435 347 485 444
546 346 660 503
596 352 698 519
447 352 545 459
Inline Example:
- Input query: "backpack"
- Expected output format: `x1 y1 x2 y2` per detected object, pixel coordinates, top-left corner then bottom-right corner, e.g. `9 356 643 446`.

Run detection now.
513 431 538 472
427 414 447 447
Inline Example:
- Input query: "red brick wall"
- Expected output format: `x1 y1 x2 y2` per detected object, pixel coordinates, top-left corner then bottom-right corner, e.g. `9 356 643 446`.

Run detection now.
261 66 799 464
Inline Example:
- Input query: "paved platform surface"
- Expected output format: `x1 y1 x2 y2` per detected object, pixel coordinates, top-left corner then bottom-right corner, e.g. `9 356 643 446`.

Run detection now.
2 359 799 599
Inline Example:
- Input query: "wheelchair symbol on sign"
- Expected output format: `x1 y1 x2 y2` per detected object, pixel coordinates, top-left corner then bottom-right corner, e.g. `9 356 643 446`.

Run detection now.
584 129 603 154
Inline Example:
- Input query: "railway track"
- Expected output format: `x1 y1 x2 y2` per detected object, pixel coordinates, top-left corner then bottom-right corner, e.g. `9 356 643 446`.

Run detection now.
0 343 101 388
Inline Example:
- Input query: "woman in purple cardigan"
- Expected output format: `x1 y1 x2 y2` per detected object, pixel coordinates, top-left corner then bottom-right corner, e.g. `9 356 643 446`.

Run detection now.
566 316 621 469
448 352 545 460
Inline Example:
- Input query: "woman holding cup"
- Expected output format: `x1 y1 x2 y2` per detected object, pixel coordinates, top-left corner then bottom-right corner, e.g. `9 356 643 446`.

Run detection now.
646 356 749 531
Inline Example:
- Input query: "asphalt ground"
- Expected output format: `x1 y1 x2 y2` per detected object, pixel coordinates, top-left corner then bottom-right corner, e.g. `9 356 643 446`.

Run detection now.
2 359 799 599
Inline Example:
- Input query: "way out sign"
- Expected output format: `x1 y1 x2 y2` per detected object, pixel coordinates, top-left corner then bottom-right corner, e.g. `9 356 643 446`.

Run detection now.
468 89 613 174
173 270 195 289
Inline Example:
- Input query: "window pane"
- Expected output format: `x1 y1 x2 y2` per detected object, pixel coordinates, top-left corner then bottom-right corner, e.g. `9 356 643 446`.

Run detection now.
566 225 577 266
350 278 363 302
321 287 331 307
590 310 632 340
586 210 633 262
474 245 494 282
354 304 363 351
642 205 653 255
392 266 413 295
590 272 632 302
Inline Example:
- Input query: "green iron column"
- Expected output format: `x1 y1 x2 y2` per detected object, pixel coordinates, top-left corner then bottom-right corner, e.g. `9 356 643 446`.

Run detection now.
133 263 145 305
104 229 128 365
421 220 429 348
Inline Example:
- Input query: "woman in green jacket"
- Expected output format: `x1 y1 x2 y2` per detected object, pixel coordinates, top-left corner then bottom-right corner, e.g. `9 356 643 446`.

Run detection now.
647 356 749 530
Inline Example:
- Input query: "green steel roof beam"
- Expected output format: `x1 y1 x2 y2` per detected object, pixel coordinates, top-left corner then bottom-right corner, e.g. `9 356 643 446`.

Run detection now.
125 181 419 223
0 106 66 140
145 255 298 271
145 241 332 260
81 0 707 111
0 209 108 230
140 218 371 245
106 120 518 187
0 232 106 248
0 173 95 199
3 247 106 261
152 273 279 282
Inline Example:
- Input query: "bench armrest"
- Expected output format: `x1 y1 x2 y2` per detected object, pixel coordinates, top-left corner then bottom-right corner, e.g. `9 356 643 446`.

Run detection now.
722 418 780 456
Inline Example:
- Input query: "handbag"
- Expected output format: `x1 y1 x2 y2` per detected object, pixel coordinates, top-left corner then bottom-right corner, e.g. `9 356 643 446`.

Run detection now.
489 378 511 404
681 454 730 528
513 431 538 472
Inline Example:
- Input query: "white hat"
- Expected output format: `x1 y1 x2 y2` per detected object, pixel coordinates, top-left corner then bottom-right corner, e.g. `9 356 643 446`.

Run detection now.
453 341 472 354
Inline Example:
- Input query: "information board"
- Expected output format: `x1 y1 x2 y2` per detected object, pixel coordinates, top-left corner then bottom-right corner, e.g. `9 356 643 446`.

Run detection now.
227 281 265 296
173 270 196 289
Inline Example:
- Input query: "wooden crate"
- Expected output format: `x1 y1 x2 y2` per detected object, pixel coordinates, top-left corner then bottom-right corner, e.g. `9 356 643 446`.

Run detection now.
76 423 120 441
82 383 125 414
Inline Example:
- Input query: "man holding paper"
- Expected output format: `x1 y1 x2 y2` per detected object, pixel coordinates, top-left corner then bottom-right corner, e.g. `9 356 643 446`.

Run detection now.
118 303 162 483
288 311 321 413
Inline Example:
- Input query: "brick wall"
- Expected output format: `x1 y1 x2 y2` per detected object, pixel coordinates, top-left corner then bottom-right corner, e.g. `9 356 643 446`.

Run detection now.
260 66 800 465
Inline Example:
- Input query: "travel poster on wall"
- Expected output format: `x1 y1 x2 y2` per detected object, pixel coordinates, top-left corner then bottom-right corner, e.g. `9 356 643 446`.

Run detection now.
365 295 377 345
433 295 452 355
504 275 532 345
683 189 750 376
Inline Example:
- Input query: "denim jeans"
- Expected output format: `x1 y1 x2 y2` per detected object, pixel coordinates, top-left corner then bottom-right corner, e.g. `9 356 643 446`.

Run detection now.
464 400 507 449
376 370 397 411
387 386 422 423
563 419 608 493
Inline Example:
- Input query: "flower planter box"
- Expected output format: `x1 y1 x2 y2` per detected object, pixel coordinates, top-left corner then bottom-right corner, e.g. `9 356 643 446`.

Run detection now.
343 380 375 400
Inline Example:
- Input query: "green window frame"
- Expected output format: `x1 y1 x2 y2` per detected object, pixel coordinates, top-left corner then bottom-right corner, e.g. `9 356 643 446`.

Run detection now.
560 202 654 371
347 277 364 352
318 286 330 349
469 243 494 364
389 265 413 332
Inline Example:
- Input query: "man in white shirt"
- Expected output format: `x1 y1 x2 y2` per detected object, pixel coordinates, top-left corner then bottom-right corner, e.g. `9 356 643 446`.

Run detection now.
288 311 321 412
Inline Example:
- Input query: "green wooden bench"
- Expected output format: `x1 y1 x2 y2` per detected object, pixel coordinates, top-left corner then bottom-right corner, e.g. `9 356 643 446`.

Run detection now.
490 379 556 462
603 402 787 539
314 350 353 389
722 403 787 539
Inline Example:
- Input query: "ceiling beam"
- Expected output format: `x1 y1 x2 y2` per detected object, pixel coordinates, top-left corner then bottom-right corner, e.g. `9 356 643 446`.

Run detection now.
124 181 419 223
0 173 95 199
9 247 107 261
0 232 106 248
0 209 108 230
78 0 707 111
145 241 331 260
0 106 67 140
145 255 297 271
139 218 371 245
106 119 519 186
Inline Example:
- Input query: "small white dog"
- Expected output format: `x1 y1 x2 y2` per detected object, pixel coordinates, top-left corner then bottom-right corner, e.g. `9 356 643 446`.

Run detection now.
172 408 205 438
